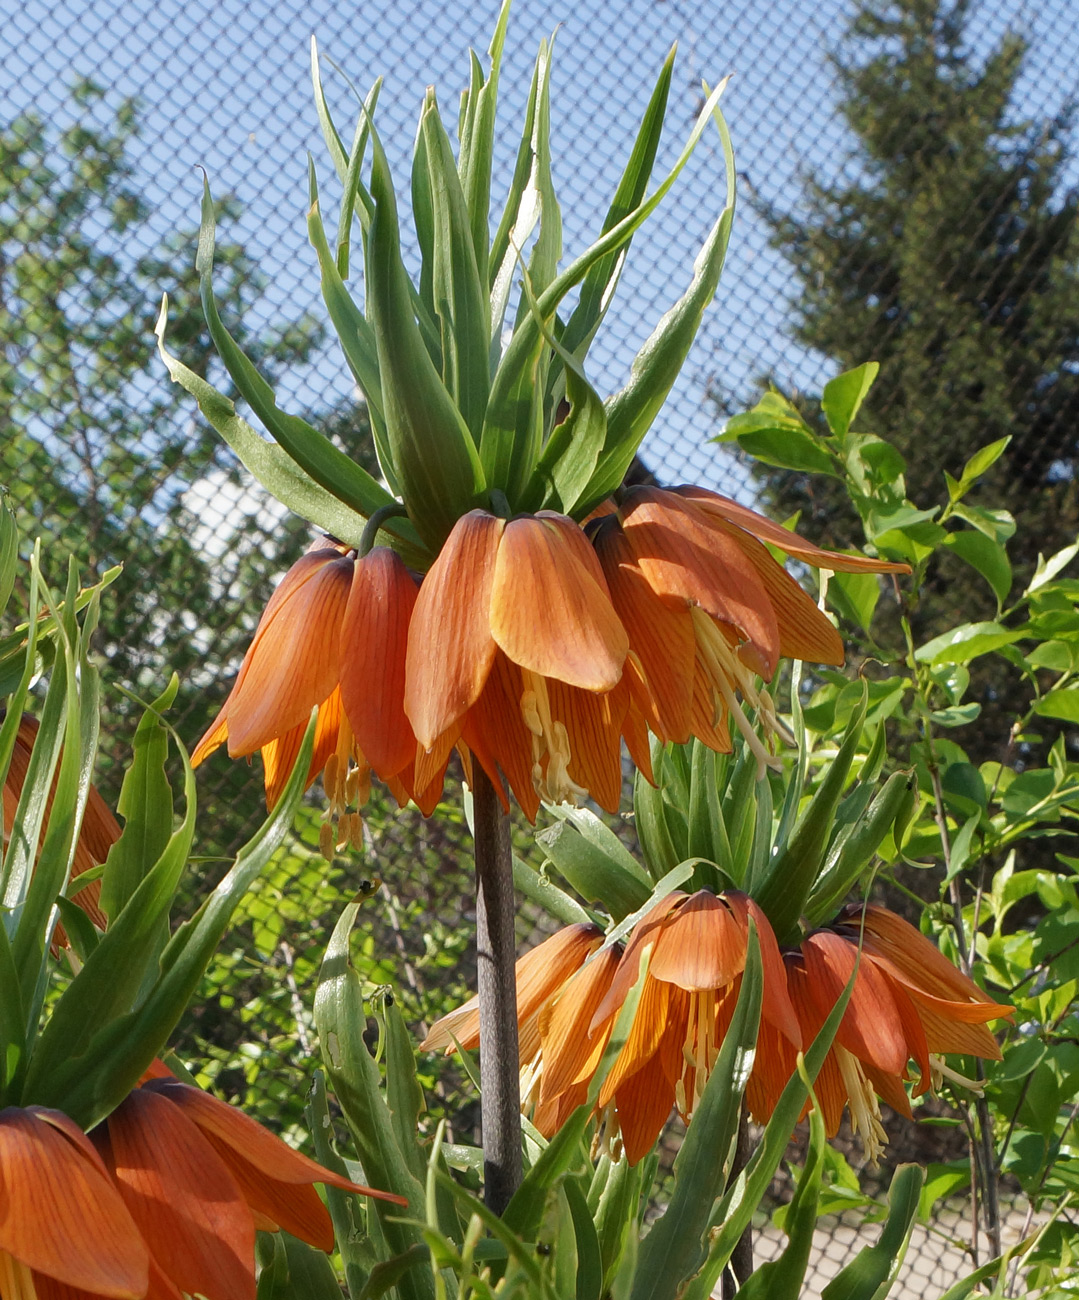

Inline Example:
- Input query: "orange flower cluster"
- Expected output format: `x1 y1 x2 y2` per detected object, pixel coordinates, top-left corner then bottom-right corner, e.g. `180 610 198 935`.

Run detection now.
424 897 1012 1165
0 1065 404 1300
193 488 906 831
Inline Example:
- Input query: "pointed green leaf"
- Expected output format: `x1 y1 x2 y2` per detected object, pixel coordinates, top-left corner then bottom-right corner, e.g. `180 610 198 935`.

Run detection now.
580 91 735 514
558 49 674 363
959 436 1010 486
0 496 16 617
367 130 487 550
735 1101 825 1300
821 362 879 439
196 181 399 524
336 78 381 275
99 678 178 920
458 1 511 285
314 902 435 1300
310 36 349 182
155 299 426 562
536 808 653 921
32 716 313 1128
820 1163 924 1300
420 91 491 436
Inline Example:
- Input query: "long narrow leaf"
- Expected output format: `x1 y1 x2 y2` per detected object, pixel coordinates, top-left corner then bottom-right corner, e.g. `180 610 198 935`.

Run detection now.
196 180 398 522
366 129 487 551
31 716 313 1128
458 0 511 286
154 300 425 563
420 91 491 436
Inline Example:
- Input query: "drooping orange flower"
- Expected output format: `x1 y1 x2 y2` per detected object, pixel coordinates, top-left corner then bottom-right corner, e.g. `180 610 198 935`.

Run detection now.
0 1104 150 1299
3 712 112 942
745 905 1014 1162
91 1065 406 1300
591 486 910 778
194 493 906 823
424 891 801 1165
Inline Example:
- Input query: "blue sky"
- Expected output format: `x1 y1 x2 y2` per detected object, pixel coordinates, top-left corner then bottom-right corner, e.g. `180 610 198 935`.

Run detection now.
3 0 1077 500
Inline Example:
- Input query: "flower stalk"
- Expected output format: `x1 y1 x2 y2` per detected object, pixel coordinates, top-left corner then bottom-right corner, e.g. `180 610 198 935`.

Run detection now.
472 764 522 1211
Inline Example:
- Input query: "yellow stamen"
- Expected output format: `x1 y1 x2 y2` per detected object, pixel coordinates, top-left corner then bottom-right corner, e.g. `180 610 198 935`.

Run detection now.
320 718 371 860
0 1251 38 1300
929 1054 986 1094
690 609 787 780
835 1045 888 1165
520 671 589 806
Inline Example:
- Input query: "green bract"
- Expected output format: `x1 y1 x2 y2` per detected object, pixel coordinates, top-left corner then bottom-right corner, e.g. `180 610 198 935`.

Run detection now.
157 0 736 561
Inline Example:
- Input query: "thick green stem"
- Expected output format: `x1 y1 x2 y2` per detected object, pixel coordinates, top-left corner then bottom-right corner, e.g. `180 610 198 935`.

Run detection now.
472 765 522 1213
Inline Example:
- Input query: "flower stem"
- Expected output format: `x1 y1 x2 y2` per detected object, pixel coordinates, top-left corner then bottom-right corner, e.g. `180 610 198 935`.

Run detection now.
472 765 522 1213
722 1108 754 1298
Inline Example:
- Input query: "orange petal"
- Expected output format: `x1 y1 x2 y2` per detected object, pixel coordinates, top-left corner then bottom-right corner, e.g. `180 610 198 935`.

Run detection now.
405 510 503 748
614 1024 682 1165
489 515 628 691
261 689 343 808
545 678 627 813
745 1020 800 1125
865 1064 914 1119
539 944 622 1101
598 975 675 1106
689 648 733 752
340 548 419 779
711 519 844 666
226 549 353 757
619 487 780 678
649 891 746 992
593 518 696 743
800 932 909 1077
103 1088 256 1300
461 653 540 822
902 991 1005 1059
855 906 1013 1017
420 923 603 1052
674 487 911 574
0 1107 148 1297
590 892 687 1030
191 714 229 768
724 893 802 1047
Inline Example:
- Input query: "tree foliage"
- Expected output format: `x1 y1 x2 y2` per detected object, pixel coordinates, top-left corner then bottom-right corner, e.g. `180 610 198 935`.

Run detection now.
750 0 1079 579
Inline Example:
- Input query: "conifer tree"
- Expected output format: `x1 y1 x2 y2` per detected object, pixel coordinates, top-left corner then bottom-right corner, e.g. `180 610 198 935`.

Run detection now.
754 0 1079 576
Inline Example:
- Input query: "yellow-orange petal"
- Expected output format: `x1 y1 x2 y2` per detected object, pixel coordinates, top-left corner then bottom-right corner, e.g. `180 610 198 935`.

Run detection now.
619 487 780 678
613 1006 686 1165
461 653 541 822
538 944 622 1102
405 510 504 749
598 974 675 1106
489 515 628 691
420 922 604 1053
261 688 344 808
673 486 911 575
545 678 626 813
339 548 419 780
800 932 909 1077
649 891 746 993
709 518 845 666
0 1107 148 1298
593 517 696 743
590 892 686 1030
226 550 353 758
689 646 734 752
102 1088 255 1300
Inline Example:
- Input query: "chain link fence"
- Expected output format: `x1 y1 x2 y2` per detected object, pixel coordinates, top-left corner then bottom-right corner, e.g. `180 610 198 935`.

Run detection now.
3 0 1076 1291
